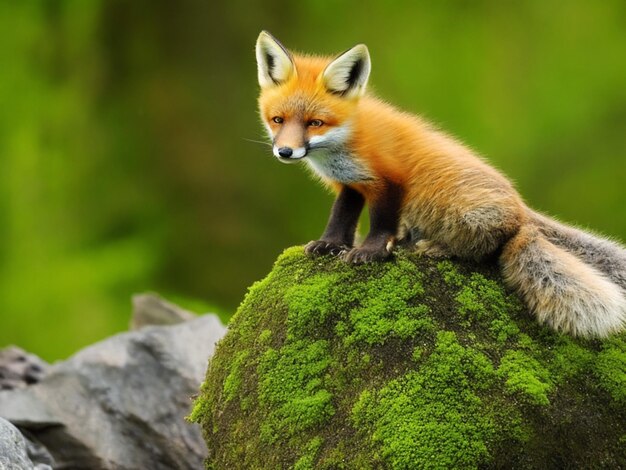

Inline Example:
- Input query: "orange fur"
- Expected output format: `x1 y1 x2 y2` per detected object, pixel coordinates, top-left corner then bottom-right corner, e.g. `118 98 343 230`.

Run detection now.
260 53 526 243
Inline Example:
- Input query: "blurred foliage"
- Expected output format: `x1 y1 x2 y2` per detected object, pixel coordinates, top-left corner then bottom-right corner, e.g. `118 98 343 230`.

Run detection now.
1 0 625 360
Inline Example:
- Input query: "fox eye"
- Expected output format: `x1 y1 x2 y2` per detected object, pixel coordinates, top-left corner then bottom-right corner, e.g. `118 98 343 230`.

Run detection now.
271 116 284 124
308 119 324 127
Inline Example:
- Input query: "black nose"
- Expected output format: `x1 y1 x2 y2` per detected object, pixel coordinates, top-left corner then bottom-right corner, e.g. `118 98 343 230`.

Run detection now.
278 147 293 158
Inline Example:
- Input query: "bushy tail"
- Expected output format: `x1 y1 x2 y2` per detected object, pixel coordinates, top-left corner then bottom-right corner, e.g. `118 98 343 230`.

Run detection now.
530 211 626 292
499 221 626 338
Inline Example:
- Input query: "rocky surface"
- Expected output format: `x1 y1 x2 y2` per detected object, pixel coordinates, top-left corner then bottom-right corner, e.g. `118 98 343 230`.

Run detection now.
130 293 196 330
192 246 626 469
0 295 226 470
0 417 51 470
0 346 49 391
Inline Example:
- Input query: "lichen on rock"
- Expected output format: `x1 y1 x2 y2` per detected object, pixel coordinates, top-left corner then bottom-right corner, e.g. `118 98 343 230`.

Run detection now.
191 246 626 469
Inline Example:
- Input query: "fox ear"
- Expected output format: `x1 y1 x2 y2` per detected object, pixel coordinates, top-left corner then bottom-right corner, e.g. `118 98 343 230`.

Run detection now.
256 31 295 88
322 44 371 98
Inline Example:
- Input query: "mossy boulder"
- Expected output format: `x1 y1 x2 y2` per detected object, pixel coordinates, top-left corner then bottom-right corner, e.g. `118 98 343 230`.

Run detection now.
191 247 626 469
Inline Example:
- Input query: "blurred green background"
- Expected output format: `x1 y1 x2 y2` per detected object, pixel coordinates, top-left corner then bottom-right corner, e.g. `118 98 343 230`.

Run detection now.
1 1 625 360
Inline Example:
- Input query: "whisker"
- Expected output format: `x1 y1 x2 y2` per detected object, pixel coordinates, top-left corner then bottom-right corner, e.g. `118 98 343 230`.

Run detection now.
243 138 272 147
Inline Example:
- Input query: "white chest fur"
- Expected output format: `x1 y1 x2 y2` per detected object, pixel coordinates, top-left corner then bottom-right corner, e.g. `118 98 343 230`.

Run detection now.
305 124 372 183
306 149 373 183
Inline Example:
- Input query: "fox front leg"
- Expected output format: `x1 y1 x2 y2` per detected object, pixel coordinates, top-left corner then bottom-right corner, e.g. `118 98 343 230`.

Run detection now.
305 185 365 257
343 181 403 264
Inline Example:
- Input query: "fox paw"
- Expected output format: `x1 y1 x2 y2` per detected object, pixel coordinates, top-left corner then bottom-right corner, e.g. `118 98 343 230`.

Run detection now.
414 239 450 258
342 245 393 264
305 240 349 257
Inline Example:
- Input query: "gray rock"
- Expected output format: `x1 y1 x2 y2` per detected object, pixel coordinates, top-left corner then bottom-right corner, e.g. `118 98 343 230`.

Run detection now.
0 314 226 470
130 293 196 330
20 429 55 469
0 416 51 470
0 346 49 391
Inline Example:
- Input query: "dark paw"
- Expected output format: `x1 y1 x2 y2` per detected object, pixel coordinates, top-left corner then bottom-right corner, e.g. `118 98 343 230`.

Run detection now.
342 245 393 264
305 240 349 257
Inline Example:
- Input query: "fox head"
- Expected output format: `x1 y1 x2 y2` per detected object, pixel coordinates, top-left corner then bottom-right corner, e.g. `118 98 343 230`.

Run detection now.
255 31 371 163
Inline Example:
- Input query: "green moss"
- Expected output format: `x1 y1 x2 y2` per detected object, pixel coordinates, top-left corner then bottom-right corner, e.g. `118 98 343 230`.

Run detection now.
284 273 341 339
456 273 523 340
293 437 323 470
257 328 272 345
352 331 508 469
438 259 529 347
188 380 209 424
342 259 433 345
498 350 553 406
321 441 375 470
193 247 626 468
285 248 434 347
489 318 521 344
223 350 250 402
347 303 433 345
411 346 423 362
436 260 464 287
257 339 334 443
548 336 594 381
596 337 626 404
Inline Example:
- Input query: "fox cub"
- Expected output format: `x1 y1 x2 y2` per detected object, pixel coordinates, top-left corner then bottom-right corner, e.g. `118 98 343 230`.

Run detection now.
255 31 626 338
